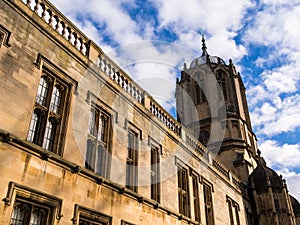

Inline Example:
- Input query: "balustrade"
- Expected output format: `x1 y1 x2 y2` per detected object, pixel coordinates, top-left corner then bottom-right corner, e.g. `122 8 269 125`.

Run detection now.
21 0 89 56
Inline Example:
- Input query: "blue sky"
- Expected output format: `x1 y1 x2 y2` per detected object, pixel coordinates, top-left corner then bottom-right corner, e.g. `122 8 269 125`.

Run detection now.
50 0 300 200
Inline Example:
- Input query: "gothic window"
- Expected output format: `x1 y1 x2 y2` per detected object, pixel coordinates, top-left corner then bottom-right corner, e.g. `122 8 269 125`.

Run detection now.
203 182 214 225
195 81 207 104
192 174 201 223
126 129 139 192
27 71 70 154
216 71 227 100
151 145 160 202
177 165 190 217
199 130 210 147
6 183 62 225
85 106 111 178
73 205 112 225
11 199 52 225
226 196 240 225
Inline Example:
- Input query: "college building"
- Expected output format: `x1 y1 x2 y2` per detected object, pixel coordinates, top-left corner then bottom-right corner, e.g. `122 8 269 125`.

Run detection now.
1 0 300 224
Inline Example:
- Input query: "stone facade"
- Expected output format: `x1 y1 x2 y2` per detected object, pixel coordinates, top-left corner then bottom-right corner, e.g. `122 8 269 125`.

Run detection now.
0 0 299 225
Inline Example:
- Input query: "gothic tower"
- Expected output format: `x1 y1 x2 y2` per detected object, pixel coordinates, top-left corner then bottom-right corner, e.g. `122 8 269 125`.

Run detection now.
176 36 258 181
248 155 297 225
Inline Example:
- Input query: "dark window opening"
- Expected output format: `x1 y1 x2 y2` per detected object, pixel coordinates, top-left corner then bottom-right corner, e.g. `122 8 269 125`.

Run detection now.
126 129 139 192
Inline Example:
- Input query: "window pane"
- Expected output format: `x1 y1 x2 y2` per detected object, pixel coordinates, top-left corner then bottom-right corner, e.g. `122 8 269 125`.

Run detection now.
85 139 96 171
11 202 29 225
30 206 48 225
36 77 49 106
151 147 160 202
126 130 138 191
98 114 108 142
95 144 105 175
42 119 56 151
27 113 41 143
50 86 62 114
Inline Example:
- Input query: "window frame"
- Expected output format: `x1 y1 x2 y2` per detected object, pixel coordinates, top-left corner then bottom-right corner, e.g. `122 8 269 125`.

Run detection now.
148 138 161 203
27 55 76 155
226 196 240 225
4 182 63 225
191 171 201 223
85 104 112 178
177 164 191 217
202 179 214 225
125 128 139 192
72 204 112 225
216 70 228 101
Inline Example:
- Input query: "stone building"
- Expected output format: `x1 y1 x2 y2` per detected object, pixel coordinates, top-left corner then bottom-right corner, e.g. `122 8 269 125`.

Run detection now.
0 0 299 225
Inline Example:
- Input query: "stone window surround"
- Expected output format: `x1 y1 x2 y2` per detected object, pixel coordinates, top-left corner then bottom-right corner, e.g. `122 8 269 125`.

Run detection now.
71 204 112 225
3 181 63 225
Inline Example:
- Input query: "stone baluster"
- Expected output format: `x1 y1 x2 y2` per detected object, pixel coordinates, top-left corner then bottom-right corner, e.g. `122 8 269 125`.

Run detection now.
103 59 107 73
124 80 128 92
98 55 102 69
48 9 53 26
77 38 82 51
111 68 115 80
34 0 39 13
27 0 32 7
120 76 124 88
40 4 46 20
136 89 139 102
106 64 111 77
73 33 77 47
54 16 60 31
66 27 72 41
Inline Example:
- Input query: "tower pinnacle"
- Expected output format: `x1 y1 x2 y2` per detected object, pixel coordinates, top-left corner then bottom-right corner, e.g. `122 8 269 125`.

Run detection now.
201 34 208 56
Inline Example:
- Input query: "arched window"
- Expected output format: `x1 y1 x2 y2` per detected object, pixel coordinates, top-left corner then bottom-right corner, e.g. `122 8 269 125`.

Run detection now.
216 71 227 100
199 130 210 146
194 72 207 104
27 71 70 154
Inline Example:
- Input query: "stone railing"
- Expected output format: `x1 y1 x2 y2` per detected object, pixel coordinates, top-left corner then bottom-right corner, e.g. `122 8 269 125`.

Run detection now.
212 159 229 178
21 0 89 56
186 133 207 157
149 100 181 137
97 54 145 105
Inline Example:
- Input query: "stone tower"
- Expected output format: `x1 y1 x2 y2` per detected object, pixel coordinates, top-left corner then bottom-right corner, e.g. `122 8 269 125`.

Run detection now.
175 36 258 181
248 156 297 225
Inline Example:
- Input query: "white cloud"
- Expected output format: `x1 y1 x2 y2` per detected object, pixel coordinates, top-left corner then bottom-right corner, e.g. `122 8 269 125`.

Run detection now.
259 140 300 200
260 140 300 168
152 0 253 62
250 94 300 136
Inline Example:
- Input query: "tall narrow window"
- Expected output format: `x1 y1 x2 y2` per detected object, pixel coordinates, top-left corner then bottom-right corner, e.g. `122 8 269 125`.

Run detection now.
216 71 227 100
27 71 69 154
85 106 111 178
126 129 139 192
192 174 201 222
195 82 207 104
227 196 240 225
203 183 214 225
228 199 234 225
178 166 190 217
151 145 160 202
11 199 52 225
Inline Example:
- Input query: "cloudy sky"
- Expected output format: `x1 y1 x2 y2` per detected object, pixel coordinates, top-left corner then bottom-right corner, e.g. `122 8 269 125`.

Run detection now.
50 0 300 200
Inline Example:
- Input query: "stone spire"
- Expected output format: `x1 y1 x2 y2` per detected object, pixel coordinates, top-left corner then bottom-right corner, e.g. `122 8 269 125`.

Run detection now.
201 34 208 57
